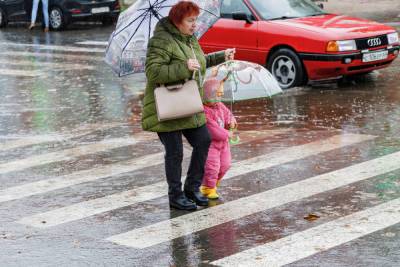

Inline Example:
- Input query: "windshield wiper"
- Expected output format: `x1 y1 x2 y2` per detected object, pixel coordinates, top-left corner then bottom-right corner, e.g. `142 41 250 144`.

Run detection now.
306 13 330 17
268 16 299 21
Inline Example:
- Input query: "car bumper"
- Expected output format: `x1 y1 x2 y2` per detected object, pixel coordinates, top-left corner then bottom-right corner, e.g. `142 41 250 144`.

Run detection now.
70 10 119 18
67 1 120 18
299 45 400 81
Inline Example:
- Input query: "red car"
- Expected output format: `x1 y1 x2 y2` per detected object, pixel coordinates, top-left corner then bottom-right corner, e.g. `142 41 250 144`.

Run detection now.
199 0 400 89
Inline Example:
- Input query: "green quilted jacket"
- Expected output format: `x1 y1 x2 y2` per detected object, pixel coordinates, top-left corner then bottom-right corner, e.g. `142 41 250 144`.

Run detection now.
141 17 226 132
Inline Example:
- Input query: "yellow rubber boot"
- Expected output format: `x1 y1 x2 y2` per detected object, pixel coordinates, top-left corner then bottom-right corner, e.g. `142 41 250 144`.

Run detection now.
216 180 221 188
200 185 219 199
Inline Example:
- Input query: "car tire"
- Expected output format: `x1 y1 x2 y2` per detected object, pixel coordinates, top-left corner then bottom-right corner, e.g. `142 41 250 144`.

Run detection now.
267 48 307 89
0 7 8 28
49 7 67 30
101 16 115 26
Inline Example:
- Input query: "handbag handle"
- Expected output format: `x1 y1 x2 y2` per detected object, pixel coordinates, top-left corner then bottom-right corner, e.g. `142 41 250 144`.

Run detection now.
190 44 202 86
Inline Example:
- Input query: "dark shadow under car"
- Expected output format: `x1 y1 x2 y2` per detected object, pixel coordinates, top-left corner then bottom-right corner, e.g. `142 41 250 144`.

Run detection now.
0 0 120 30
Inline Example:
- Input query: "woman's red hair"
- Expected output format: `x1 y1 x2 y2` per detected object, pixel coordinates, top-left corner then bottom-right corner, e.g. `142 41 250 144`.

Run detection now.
169 1 200 26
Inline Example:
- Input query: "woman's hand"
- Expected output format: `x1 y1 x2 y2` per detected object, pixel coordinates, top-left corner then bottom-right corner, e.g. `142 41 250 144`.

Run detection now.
225 48 236 61
187 59 201 71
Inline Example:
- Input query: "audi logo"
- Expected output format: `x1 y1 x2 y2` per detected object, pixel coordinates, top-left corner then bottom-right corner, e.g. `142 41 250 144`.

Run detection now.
367 38 382 47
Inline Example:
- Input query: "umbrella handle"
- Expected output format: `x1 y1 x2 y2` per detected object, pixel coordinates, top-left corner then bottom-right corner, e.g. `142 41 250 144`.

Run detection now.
229 128 240 145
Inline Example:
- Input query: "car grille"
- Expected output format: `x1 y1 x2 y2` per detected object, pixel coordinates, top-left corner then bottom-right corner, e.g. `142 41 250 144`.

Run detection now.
355 35 388 50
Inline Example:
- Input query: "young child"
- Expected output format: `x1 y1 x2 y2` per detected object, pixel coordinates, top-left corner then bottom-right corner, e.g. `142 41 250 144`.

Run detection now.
201 77 237 199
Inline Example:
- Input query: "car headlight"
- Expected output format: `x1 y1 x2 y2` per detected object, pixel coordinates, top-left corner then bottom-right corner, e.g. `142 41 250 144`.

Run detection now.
387 32 399 45
326 40 357 52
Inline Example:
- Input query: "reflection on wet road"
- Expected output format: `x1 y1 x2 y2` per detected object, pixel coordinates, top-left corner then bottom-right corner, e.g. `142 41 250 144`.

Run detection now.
0 24 400 266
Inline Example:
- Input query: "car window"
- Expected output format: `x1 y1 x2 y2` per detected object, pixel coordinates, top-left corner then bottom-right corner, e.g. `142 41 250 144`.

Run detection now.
221 0 255 19
247 0 325 20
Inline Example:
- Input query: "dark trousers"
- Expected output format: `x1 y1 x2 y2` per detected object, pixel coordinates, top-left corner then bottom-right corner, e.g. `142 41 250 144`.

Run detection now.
157 125 211 199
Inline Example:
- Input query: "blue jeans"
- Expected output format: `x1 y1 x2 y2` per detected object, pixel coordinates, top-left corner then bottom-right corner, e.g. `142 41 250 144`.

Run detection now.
31 0 49 28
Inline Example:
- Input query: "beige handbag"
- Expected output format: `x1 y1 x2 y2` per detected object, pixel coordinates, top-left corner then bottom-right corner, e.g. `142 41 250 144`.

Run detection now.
154 44 204 122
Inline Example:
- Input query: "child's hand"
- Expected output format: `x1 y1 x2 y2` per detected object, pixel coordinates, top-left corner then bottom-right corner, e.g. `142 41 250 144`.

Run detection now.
230 121 238 130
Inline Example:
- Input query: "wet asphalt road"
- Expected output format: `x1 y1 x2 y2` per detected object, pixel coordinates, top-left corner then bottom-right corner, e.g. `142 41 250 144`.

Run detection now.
0 21 400 267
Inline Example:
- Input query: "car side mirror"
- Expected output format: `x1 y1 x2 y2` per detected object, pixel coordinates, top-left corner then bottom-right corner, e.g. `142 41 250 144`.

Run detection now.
232 12 253 24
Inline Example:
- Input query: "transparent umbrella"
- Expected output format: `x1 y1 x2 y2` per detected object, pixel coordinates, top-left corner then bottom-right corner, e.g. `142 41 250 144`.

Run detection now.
205 60 282 144
206 60 282 103
105 0 222 76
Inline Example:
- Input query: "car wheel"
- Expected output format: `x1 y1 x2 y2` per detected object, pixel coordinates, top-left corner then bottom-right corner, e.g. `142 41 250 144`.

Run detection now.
0 7 7 28
49 7 66 30
268 48 306 89
101 16 115 26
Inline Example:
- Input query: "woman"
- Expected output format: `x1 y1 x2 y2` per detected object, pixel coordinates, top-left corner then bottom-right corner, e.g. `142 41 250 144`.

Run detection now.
29 0 50 32
142 1 235 211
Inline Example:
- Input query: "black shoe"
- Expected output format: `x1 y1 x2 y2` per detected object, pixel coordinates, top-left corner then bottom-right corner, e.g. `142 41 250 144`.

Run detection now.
169 195 197 211
185 190 209 206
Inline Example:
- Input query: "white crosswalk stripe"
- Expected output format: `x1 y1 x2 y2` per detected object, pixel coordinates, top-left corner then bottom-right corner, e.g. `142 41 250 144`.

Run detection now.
16 134 375 228
0 151 166 203
0 59 96 71
0 42 105 53
211 198 400 267
0 51 104 62
0 69 42 77
75 41 108 46
105 150 400 249
0 123 125 152
0 130 287 204
0 137 137 175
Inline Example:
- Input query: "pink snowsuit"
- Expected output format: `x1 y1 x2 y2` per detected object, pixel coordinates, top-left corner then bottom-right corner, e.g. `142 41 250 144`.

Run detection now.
202 78 236 188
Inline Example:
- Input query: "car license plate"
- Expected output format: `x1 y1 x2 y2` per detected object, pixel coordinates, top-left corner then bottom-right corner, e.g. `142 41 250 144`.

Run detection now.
91 7 110 14
362 50 388 63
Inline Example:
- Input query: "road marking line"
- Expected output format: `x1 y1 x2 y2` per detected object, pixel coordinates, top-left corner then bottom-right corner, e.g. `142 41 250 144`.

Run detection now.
16 134 375 228
211 197 400 267
0 152 166 203
0 42 105 53
0 138 137 175
0 51 104 62
0 123 124 152
0 69 41 77
105 145 400 249
75 41 108 46
0 60 95 70
0 129 286 204
1 136 64 152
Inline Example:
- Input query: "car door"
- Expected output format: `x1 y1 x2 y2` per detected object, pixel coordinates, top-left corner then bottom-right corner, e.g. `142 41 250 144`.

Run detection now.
5 0 27 20
199 0 261 64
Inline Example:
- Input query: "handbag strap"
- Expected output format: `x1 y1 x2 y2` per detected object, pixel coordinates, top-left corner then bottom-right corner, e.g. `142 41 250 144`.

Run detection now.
171 36 203 85
189 43 203 85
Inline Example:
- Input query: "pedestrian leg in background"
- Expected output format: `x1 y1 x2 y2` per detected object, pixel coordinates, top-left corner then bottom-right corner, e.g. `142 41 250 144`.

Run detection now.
42 0 50 32
29 0 40 30
29 0 50 32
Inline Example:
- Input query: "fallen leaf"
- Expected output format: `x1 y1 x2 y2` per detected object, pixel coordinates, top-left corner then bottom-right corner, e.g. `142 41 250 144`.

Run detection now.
304 213 320 221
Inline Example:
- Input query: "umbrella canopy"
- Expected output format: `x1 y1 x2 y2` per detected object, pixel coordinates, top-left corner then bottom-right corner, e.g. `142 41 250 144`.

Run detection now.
205 60 283 102
105 0 222 77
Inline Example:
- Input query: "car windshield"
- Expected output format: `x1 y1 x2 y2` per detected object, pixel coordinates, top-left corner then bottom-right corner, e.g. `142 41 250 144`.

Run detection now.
247 0 326 20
